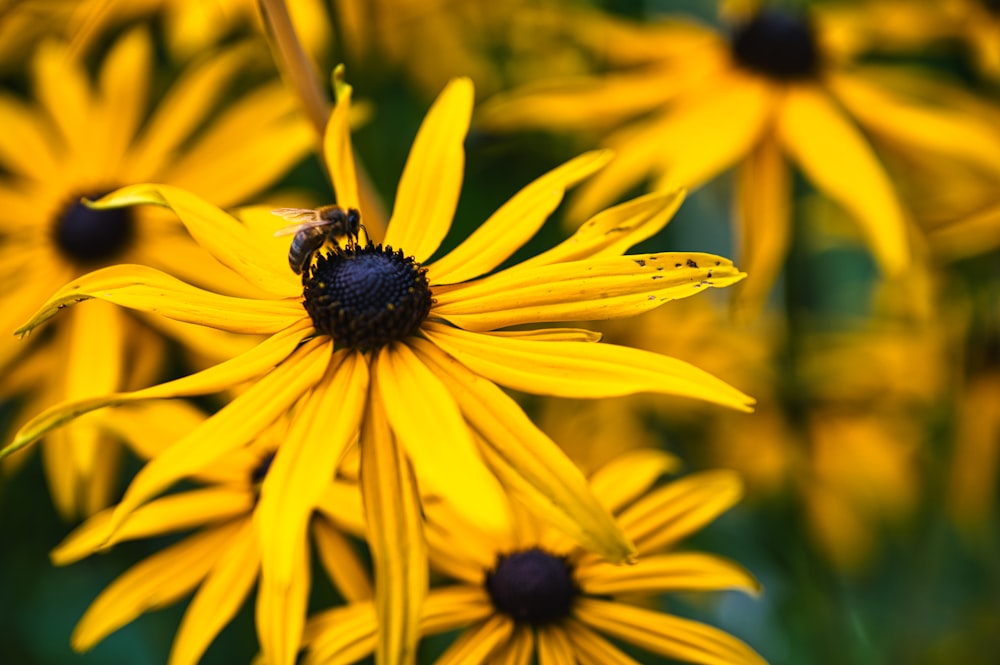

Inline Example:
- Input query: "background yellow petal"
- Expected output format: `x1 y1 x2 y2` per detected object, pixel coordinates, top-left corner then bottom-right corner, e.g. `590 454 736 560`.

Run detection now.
538 624 576 665
427 150 612 285
256 529 311 665
52 488 252 565
432 252 745 330
384 78 473 263
0 93 61 182
422 323 755 411
302 602 378 665
71 522 242 651
127 44 252 179
587 449 682 515
574 598 768 665
777 85 909 275
579 552 761 596
618 470 744 555
170 519 260 665
95 28 151 180
564 620 641 665
313 515 373 603
733 135 791 315
435 615 513 665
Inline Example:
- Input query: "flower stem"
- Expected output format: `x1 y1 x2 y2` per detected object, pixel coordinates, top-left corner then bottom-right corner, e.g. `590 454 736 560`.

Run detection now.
257 0 388 230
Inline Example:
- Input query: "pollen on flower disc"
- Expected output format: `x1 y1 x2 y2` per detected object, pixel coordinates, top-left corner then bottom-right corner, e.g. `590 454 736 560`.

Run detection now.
731 9 821 80
53 191 136 266
302 242 433 351
486 548 577 625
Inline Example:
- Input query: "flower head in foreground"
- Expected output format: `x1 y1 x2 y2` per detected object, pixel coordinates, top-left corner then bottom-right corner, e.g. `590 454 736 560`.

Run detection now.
50 402 371 665
479 1 1000 305
304 449 765 665
0 28 311 518
4 72 753 665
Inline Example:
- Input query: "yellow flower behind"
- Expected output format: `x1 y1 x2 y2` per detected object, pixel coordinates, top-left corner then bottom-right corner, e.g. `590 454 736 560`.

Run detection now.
479 1 1000 305
51 401 371 665
4 72 753 665
0 28 311 518
304 449 766 665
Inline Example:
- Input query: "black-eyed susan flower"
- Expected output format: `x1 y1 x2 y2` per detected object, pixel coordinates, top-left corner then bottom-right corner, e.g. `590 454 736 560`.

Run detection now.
479 1 1000 306
0 28 311 518
303 448 766 665
3 72 753 665
51 401 371 665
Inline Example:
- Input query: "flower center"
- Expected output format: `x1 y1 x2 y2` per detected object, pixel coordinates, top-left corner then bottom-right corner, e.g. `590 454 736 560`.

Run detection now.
485 548 577 626
730 9 821 81
301 241 433 351
53 190 136 267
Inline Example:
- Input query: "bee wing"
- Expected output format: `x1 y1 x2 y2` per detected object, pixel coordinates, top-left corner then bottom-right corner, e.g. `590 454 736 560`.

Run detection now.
271 208 323 237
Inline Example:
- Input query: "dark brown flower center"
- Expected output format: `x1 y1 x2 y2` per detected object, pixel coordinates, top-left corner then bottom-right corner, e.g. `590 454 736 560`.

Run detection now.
53 190 136 267
731 9 821 81
485 548 577 626
301 241 433 351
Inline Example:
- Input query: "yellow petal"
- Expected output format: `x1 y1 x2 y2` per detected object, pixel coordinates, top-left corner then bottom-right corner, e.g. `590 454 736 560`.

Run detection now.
777 84 909 274
302 602 378 665
574 598 768 665
324 65 361 210
375 343 509 532
0 92 60 181
33 38 95 172
89 184 301 296
564 619 641 665
257 349 368 587
829 71 1000 176
360 384 427 665
71 522 242 651
161 84 313 208
733 135 791 314
313 515 373 603
256 527 311 665
2 320 315 460
436 615 514 665
538 624 576 665
432 252 744 330
579 552 760 597
384 78 473 263
52 487 253 565
619 470 744 554
411 339 635 563
492 625 534 665
587 449 682 515
15 264 304 336
105 337 331 537
571 72 773 217
96 28 151 178
421 586 494 634
128 44 251 179
170 520 260 665
427 150 613 285
422 322 755 411
520 189 685 268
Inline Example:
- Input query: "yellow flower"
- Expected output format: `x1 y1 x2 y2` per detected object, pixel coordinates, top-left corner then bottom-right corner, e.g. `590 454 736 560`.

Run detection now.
51 401 371 665
0 28 311 518
479 2 1000 305
4 72 753 665
303 449 765 665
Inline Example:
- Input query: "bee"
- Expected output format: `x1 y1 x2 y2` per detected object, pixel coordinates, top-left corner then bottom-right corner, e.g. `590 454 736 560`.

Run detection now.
272 205 362 275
